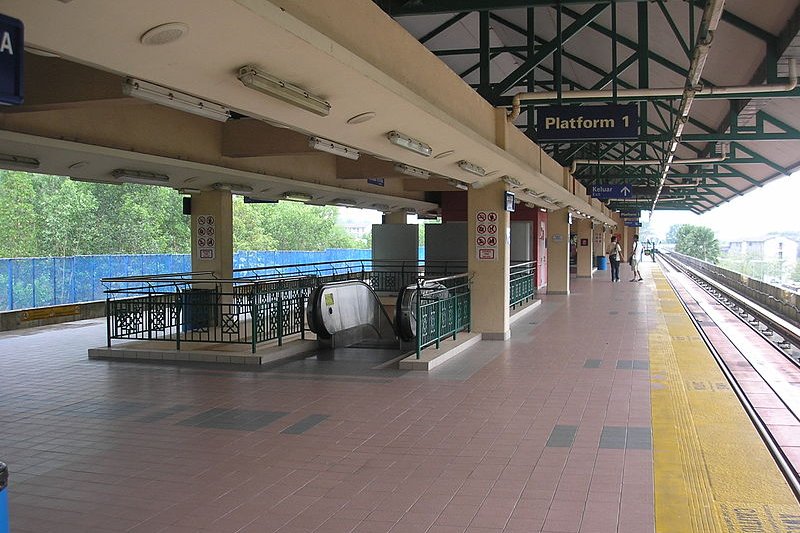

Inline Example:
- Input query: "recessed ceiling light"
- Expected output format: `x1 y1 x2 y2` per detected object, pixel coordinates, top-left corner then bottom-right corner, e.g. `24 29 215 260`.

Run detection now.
347 111 376 124
140 22 189 45
434 150 455 159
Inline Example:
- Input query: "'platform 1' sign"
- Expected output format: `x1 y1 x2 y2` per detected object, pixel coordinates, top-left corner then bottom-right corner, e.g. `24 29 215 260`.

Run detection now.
0 14 23 105
536 104 638 141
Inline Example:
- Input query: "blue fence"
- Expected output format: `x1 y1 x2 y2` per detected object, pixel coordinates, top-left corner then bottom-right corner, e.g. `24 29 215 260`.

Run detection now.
0 249 371 312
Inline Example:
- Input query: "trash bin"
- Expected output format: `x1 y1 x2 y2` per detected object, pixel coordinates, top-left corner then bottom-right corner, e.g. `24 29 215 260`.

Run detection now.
596 256 607 270
181 288 216 332
0 462 8 533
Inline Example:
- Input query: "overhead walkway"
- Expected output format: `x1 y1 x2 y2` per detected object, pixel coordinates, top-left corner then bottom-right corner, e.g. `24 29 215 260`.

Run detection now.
2 262 799 532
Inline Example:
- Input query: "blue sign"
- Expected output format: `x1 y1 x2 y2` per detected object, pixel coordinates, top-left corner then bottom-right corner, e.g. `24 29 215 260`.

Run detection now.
367 178 384 187
243 197 277 204
0 14 24 105
591 184 634 199
624 221 642 227
536 104 638 141
619 210 640 218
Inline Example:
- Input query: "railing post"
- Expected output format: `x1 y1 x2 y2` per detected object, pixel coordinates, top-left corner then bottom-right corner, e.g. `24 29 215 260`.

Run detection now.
277 295 284 346
300 295 306 340
251 296 258 354
435 299 441 349
175 292 181 351
416 286 422 359
106 298 112 348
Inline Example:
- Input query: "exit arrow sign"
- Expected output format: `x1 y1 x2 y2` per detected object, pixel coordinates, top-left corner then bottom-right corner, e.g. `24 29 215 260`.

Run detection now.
591 184 634 199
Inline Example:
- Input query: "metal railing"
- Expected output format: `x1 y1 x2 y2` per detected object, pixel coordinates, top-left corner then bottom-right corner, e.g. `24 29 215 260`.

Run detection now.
415 273 472 358
669 252 800 326
104 260 467 352
510 261 537 309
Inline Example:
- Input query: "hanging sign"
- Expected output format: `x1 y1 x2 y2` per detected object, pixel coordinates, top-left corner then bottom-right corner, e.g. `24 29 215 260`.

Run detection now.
624 221 642 227
591 184 634 199
618 210 640 218
0 14 24 105
536 104 638 141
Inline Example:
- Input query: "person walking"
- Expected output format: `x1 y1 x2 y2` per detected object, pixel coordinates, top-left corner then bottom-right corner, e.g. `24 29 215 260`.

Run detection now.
607 235 623 282
630 234 643 282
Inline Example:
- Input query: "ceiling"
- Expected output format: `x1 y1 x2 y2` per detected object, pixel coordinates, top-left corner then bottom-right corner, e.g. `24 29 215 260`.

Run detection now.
377 0 800 213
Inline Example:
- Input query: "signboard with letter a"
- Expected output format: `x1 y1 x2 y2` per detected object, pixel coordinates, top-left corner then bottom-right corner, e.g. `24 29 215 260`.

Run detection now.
537 104 638 141
0 14 23 105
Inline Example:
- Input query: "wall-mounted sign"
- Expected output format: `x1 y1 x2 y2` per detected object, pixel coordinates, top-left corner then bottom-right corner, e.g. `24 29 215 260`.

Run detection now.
537 104 638 141
591 184 634 199
0 14 24 105
504 191 515 212
624 221 642 227
367 178 385 187
580 238 589 246
196 215 216 260
475 210 498 261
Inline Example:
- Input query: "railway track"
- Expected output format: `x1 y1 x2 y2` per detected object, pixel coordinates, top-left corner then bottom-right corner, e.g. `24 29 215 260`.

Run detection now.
659 253 800 500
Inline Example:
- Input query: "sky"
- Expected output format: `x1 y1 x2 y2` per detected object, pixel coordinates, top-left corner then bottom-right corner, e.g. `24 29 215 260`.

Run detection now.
338 171 800 243
647 171 800 242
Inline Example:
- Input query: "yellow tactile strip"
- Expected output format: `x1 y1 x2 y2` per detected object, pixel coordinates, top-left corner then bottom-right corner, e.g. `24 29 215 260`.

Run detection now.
651 268 800 532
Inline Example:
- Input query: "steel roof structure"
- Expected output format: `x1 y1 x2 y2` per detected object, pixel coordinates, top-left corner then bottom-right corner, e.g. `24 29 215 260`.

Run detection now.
378 0 800 213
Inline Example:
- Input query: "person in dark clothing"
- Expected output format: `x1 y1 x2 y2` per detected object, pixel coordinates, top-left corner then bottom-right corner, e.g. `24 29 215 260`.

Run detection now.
607 235 623 282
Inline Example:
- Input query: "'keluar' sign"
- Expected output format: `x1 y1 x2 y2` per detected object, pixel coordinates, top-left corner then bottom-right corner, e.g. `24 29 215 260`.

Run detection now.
0 14 23 106
536 104 638 141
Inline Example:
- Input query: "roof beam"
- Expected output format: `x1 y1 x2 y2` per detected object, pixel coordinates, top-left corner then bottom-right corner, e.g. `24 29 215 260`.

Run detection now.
378 0 647 17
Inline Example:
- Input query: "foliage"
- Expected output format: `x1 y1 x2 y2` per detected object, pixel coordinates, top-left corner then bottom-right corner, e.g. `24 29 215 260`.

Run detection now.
0 171 366 257
665 224 683 244
792 262 800 282
675 224 720 263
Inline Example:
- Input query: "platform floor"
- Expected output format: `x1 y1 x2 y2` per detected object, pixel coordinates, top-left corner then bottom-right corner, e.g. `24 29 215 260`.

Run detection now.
1 262 798 532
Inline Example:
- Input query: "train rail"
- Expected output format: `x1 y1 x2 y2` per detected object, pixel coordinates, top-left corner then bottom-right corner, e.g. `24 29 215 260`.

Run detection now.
659 253 800 499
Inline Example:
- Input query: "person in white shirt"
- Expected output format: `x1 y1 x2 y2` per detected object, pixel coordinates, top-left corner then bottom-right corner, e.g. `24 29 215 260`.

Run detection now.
630 234 643 282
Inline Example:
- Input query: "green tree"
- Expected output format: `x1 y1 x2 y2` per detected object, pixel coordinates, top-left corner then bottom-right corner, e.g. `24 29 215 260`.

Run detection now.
675 225 720 263
666 224 683 244
0 171 38 256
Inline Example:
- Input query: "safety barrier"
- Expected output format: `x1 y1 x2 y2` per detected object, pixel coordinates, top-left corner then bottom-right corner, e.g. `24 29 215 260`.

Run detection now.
415 273 472 358
104 260 465 352
510 261 537 309
669 252 800 326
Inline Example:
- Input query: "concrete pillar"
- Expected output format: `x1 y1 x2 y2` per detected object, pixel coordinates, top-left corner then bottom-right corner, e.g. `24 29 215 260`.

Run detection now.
190 190 233 281
467 181 510 340
575 218 594 278
546 208 570 294
383 211 408 224
594 223 607 262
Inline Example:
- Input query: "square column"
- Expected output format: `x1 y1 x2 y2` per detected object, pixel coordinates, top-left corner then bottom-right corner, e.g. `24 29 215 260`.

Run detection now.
383 211 408 225
594 224 608 266
190 190 233 281
546 208 570 295
575 218 594 278
467 181 510 340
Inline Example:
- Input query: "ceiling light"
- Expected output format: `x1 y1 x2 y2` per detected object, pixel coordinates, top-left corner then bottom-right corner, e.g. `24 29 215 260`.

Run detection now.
177 187 202 195
237 65 331 117
282 192 313 202
502 176 522 187
139 22 188 45
371 203 390 211
394 163 430 179
0 154 40 170
308 137 360 160
448 179 468 191
213 182 253 194
434 150 455 159
332 198 357 207
112 169 170 184
347 111 376 124
457 160 486 177
403 207 417 214
522 188 541 198
524 202 537 209
123 78 231 122
387 131 432 157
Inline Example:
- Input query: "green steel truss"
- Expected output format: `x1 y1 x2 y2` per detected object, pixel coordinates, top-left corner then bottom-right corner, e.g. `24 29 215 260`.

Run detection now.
378 0 800 213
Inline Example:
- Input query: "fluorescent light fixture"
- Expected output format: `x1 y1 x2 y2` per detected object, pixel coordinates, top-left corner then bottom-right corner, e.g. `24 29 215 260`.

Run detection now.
670 140 679 152
502 176 521 187
371 203 390 211
402 207 417 214
0 154 40 170
308 137 360 160
332 198 357 207
522 188 541 198
457 160 486 177
112 169 170 185
177 187 202 195
282 192 313 202
212 182 253 194
237 65 331 117
394 163 430 179
122 78 231 122
448 179 468 191
524 202 537 209
387 131 432 157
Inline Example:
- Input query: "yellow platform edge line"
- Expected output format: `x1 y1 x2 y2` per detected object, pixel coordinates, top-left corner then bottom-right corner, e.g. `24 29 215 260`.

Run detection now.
650 266 800 533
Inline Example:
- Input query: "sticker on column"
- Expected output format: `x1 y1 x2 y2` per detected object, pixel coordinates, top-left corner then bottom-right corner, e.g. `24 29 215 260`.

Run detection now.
476 210 498 261
197 214 216 261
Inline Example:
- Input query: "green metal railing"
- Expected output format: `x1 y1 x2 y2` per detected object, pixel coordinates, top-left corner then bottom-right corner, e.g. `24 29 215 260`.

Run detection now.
103 259 467 353
510 261 537 309
415 273 472 358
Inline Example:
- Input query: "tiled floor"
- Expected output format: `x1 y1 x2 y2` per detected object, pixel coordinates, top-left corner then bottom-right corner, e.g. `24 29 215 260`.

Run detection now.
0 267 658 533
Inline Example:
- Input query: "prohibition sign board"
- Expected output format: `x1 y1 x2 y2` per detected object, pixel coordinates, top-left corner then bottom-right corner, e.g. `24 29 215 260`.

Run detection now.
197 214 216 260
475 210 498 261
